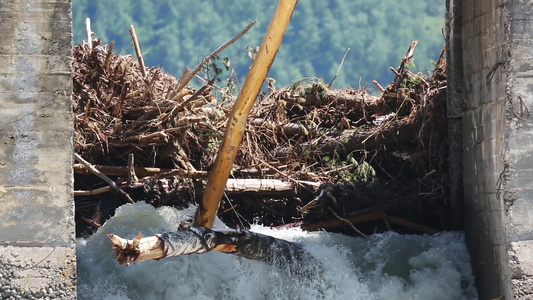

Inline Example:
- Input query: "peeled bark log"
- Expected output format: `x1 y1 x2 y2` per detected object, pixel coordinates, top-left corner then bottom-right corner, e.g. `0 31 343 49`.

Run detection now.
274 87 379 111
74 177 320 197
224 178 320 195
195 0 299 228
109 226 316 275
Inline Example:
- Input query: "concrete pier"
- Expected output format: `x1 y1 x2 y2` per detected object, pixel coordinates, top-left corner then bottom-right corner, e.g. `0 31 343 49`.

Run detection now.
447 0 533 298
0 0 76 299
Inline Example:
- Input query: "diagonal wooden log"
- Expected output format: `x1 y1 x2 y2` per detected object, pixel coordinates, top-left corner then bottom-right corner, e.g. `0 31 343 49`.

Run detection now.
194 0 299 228
170 21 256 98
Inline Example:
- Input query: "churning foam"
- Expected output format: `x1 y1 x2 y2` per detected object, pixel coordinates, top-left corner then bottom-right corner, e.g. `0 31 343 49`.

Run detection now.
77 203 477 300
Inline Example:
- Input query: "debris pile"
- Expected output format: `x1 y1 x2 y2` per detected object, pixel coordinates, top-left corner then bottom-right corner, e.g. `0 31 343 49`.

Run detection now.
73 37 448 237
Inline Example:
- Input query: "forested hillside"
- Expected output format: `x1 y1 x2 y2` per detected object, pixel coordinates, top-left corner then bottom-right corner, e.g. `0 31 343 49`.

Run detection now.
73 0 445 90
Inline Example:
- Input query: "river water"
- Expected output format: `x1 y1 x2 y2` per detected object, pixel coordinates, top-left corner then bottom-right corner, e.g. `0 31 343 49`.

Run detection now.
77 203 478 300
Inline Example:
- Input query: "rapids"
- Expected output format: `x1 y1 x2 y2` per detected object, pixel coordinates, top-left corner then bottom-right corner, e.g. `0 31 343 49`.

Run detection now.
77 203 477 299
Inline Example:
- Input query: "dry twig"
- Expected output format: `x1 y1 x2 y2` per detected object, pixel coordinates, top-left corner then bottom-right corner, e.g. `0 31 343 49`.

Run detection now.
74 153 134 203
129 25 146 77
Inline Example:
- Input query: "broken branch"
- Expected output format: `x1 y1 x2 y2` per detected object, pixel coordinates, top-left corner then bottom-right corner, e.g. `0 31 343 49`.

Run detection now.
74 153 134 203
129 25 146 77
85 18 93 50
174 20 257 95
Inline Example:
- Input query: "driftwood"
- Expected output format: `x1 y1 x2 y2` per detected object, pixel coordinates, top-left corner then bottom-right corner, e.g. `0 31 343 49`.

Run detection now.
73 22 449 237
225 178 320 194
73 8 452 286
171 20 256 98
74 162 319 197
74 178 319 197
272 86 379 110
108 225 315 275
129 25 146 78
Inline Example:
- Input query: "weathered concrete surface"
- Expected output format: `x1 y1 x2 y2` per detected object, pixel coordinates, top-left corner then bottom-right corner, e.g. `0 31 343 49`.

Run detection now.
447 0 510 298
0 0 76 299
505 0 533 298
448 0 533 298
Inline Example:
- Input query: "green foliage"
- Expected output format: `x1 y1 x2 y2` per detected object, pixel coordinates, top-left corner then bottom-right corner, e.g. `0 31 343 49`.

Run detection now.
200 55 239 101
202 55 231 79
303 79 329 98
325 155 376 183
407 73 428 87
291 78 307 91
403 60 417 71
289 77 329 98
352 161 376 182
73 0 445 90
246 46 260 61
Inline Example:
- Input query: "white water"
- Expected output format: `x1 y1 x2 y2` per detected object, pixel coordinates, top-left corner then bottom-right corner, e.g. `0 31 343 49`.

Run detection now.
77 203 478 300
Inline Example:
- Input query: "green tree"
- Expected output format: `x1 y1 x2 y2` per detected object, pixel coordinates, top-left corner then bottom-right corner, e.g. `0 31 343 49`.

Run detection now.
73 0 445 90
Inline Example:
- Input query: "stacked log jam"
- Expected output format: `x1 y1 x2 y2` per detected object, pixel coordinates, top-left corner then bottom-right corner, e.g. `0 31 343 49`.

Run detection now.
73 38 448 237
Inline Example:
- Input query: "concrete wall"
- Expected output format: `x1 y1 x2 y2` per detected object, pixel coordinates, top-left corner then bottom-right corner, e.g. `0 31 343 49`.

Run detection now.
448 0 533 298
447 1 510 299
0 0 76 299
505 0 533 297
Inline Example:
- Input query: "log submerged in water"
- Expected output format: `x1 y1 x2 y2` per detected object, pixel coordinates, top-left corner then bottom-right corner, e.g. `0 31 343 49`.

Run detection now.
108 225 317 275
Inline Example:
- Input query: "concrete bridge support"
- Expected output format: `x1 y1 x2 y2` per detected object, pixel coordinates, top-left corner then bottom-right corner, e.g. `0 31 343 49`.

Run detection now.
447 0 533 298
0 0 76 299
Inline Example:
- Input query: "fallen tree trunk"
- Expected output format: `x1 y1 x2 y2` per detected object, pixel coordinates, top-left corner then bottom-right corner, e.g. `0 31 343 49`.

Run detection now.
272 86 379 110
74 177 320 197
224 178 320 194
108 226 316 275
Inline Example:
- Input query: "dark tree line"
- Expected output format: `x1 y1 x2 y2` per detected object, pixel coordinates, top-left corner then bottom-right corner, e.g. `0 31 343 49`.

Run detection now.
73 0 445 91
